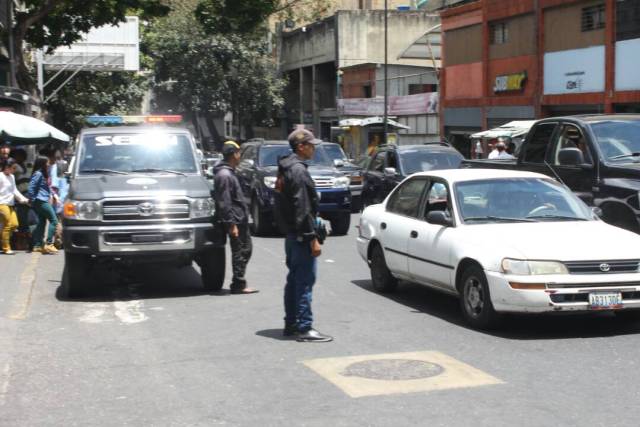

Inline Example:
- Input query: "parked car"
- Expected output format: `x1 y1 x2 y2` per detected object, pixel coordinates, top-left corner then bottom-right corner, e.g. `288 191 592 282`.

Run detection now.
462 114 640 233
358 168 640 329
63 125 224 297
321 142 364 211
362 143 463 207
236 140 352 236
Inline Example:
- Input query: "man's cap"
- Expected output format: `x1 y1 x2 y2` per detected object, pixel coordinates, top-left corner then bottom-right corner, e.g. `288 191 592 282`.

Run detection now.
288 129 320 149
222 140 240 156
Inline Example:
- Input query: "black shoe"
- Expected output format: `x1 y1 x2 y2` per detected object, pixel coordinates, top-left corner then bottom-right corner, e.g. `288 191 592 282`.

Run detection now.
296 328 333 342
283 324 298 337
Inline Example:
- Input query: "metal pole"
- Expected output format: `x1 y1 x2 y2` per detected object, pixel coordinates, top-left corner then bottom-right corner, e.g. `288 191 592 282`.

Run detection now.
383 0 388 143
36 50 44 98
7 1 16 88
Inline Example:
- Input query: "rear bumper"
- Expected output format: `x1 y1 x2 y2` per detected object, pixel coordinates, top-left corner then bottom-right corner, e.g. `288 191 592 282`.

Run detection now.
486 271 640 313
63 222 216 256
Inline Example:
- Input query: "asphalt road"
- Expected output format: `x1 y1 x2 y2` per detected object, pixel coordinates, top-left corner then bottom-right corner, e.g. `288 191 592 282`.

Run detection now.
2 213 640 426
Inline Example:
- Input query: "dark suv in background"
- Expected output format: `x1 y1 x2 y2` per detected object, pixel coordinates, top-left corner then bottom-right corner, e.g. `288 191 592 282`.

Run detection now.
320 142 364 211
361 143 464 207
236 140 352 236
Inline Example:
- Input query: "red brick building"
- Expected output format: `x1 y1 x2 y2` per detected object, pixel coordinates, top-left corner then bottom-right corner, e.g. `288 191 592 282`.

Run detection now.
440 0 640 157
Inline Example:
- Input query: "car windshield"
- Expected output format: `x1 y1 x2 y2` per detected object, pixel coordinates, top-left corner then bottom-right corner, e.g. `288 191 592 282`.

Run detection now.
455 178 593 223
323 144 348 161
77 132 198 174
400 149 463 175
258 144 334 167
590 120 640 163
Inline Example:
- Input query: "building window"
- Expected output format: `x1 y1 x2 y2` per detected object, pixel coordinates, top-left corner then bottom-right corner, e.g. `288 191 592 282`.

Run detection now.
408 84 438 95
490 22 508 44
362 84 372 98
617 0 640 41
582 4 605 32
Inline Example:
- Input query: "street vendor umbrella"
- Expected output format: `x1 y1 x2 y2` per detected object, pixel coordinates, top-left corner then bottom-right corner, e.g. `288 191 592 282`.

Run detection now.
0 111 70 145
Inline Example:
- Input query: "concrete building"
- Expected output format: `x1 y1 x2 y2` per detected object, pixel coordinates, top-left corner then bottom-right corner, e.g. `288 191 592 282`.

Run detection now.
440 0 640 158
279 9 440 156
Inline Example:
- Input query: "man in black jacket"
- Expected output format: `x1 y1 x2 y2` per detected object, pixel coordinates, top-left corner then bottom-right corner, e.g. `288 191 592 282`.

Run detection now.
276 129 332 342
213 141 258 295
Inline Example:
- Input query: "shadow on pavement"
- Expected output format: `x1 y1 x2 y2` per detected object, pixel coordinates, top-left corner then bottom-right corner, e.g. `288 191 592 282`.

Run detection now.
56 264 216 303
255 329 295 341
352 278 640 340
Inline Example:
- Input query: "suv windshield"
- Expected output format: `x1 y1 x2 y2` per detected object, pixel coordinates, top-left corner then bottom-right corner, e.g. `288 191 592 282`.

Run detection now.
78 132 198 174
400 149 463 175
258 144 334 167
455 178 592 223
591 120 640 163
323 144 348 161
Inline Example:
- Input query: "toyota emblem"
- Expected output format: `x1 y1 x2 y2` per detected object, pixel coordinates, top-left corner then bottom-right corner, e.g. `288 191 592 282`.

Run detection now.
138 202 155 216
599 263 611 272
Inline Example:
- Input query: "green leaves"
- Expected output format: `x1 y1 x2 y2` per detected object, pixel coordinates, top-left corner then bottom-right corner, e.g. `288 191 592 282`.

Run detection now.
195 0 278 35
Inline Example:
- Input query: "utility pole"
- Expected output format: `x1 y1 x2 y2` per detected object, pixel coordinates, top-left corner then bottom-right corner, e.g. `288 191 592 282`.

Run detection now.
383 0 388 144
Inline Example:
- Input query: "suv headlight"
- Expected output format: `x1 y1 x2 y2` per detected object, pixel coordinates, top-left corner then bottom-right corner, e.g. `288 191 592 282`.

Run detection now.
333 176 350 189
501 258 568 275
263 176 277 189
63 200 101 220
191 198 215 218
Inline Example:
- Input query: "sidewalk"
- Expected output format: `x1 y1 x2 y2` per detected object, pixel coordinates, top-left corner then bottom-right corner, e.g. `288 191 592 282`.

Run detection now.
0 252 40 319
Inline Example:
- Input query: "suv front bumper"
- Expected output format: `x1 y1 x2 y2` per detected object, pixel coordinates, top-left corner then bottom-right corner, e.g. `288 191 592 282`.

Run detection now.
63 222 216 255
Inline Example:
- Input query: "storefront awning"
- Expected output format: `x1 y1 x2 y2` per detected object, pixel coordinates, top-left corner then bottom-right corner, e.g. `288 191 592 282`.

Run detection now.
471 120 536 139
339 116 411 130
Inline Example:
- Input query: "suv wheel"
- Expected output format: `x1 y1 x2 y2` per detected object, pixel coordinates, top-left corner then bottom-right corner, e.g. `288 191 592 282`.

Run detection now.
64 252 90 298
330 212 351 235
250 197 272 236
199 247 225 292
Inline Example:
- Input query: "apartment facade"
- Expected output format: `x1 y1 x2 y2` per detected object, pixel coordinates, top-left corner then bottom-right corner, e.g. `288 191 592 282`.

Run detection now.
440 0 640 157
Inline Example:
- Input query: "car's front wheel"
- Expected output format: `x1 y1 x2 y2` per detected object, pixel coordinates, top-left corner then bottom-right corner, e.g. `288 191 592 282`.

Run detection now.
250 197 272 236
198 247 225 292
459 265 501 330
330 212 351 235
64 252 91 298
370 244 397 293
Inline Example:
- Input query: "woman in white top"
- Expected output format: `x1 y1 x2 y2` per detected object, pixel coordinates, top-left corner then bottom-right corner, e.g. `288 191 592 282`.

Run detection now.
0 158 29 254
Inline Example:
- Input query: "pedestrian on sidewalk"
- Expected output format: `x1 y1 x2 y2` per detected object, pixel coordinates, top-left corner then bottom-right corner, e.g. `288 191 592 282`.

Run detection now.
27 157 58 255
0 158 29 255
275 129 332 342
212 141 259 295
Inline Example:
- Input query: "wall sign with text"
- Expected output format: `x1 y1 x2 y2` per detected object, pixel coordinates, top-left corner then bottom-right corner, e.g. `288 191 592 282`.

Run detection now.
544 46 605 95
494 72 527 93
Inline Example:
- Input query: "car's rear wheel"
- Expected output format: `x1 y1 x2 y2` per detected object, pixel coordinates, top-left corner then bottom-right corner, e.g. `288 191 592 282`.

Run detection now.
330 212 351 235
370 244 397 293
459 265 501 330
64 252 90 298
250 197 272 236
199 247 225 292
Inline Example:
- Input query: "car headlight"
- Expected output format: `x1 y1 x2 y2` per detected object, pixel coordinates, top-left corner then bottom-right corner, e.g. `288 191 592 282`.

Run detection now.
263 176 277 189
63 200 101 220
333 176 350 189
191 198 215 218
501 258 568 275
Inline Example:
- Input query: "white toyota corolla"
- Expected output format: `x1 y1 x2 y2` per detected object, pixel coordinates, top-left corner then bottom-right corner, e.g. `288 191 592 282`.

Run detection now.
357 169 640 329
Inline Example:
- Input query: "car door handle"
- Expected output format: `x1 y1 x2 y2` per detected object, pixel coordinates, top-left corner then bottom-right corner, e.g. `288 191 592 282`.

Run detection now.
381 222 387 230
410 230 418 238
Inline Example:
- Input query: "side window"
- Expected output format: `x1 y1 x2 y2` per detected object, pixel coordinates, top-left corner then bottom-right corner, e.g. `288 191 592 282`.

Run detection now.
523 123 557 163
370 152 387 172
386 178 427 218
552 124 593 165
424 181 451 216
387 151 398 170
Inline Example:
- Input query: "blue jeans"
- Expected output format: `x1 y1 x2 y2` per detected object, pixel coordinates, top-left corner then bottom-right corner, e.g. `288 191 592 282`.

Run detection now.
32 200 58 247
284 234 317 332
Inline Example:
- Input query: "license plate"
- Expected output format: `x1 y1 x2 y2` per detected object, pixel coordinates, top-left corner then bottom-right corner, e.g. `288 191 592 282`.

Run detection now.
588 292 622 309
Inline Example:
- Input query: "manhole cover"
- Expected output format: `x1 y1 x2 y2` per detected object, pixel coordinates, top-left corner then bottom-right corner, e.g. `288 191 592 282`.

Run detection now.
341 359 444 381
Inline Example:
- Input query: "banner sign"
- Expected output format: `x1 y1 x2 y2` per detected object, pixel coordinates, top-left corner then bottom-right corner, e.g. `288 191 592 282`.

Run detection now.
494 72 527 93
338 92 439 116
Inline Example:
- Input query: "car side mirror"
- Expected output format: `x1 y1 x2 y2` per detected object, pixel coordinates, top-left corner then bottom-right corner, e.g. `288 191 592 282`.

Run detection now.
558 148 585 166
591 206 603 218
383 167 397 177
426 210 453 227
334 159 345 167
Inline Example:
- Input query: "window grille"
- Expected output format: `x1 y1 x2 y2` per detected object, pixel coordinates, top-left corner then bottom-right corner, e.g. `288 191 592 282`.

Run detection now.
582 4 606 32
490 22 509 44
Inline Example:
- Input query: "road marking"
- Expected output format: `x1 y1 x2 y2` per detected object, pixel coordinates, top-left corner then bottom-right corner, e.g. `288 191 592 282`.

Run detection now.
113 300 148 324
303 351 503 398
78 303 111 324
7 253 40 320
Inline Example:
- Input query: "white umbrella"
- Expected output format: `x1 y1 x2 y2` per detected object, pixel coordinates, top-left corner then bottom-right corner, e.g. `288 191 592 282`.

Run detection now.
0 111 70 145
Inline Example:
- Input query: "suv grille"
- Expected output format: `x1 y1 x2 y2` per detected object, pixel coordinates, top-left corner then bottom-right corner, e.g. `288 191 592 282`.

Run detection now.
313 176 335 188
565 260 640 274
102 199 190 221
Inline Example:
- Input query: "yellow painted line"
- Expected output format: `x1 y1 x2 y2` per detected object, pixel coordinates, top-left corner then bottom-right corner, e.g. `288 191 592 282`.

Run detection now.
7 253 41 320
303 351 504 398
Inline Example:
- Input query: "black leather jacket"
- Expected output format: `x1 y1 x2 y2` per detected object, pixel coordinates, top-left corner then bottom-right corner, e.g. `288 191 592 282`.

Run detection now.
275 154 318 241
213 162 249 225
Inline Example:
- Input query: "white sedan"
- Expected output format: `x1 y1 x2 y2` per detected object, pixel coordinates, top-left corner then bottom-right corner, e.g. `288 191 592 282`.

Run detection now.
357 169 640 329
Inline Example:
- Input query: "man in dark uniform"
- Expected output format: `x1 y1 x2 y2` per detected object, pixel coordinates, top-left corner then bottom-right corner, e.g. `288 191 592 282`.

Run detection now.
276 129 332 342
213 141 258 295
